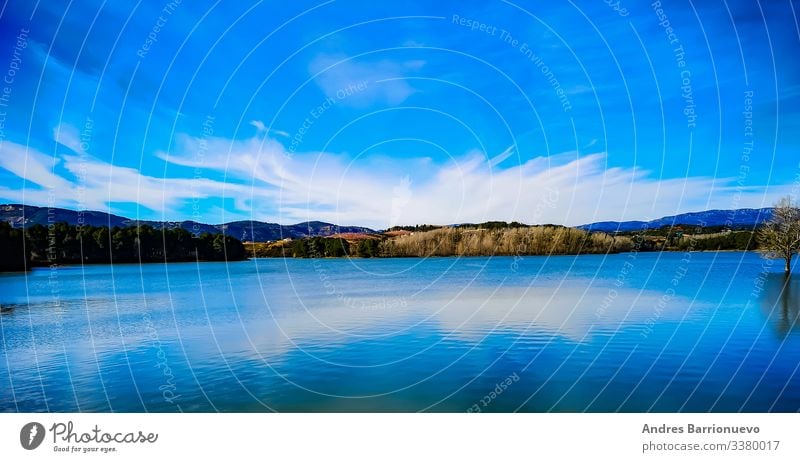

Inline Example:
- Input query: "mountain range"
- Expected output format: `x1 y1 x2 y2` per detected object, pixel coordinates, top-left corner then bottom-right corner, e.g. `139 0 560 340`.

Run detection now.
577 208 773 232
1 204 775 239
0 204 374 242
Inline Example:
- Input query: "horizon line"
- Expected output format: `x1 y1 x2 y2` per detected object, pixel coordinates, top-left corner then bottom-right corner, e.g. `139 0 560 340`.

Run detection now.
0 202 775 230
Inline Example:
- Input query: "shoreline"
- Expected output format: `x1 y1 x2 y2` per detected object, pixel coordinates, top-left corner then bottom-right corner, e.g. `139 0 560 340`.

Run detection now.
0 249 767 273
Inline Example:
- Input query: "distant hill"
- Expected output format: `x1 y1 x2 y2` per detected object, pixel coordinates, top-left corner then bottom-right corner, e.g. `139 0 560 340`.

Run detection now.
0 204 374 242
2 204 775 239
578 208 773 233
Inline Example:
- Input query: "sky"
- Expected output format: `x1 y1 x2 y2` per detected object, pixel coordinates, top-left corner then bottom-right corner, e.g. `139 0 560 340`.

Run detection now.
0 0 798 228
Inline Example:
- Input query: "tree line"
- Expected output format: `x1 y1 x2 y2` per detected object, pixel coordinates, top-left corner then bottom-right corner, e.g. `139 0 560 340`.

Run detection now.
377 225 633 257
0 222 247 271
5 196 798 272
248 225 763 260
616 229 758 252
675 231 757 251
247 237 381 258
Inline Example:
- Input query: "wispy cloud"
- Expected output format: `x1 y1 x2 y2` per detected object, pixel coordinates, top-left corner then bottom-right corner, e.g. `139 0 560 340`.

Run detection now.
250 120 289 138
0 143 73 193
53 123 85 155
0 125 790 227
160 132 791 228
309 53 422 107
249 120 268 134
0 128 261 222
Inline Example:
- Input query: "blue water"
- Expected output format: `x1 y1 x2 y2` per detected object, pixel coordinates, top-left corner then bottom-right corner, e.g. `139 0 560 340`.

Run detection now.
1 252 799 412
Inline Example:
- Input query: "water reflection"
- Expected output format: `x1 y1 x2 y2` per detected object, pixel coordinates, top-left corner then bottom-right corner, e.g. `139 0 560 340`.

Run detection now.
761 273 800 337
3 254 800 411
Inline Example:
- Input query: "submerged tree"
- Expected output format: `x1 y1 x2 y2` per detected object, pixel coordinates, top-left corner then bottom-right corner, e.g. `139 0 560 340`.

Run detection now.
759 196 800 276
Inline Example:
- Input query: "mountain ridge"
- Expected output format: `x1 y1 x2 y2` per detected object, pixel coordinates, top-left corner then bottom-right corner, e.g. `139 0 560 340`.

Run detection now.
1 204 776 239
0 204 374 242
577 208 774 232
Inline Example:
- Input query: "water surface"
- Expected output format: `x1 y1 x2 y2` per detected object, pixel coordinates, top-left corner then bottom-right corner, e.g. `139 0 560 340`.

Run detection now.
1 252 798 412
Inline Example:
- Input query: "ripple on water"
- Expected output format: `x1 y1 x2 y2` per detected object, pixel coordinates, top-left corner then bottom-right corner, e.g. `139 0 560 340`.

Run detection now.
1 254 799 411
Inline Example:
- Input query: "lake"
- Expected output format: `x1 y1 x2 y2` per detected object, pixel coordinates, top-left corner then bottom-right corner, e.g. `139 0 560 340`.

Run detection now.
1 252 799 412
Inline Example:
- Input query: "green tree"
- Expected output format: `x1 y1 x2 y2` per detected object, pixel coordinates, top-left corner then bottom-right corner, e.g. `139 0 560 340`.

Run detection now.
292 239 309 258
357 239 379 257
324 238 349 257
0 223 248 271
0 222 28 271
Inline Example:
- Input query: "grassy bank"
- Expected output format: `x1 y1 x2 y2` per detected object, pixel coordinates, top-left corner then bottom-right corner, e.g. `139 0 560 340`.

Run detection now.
246 222 760 259
247 224 632 258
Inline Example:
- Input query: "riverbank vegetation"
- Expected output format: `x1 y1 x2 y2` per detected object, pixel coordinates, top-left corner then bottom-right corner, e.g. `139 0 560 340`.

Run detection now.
248 220 764 260
0 216 773 272
0 222 247 271
0 222 27 271
248 224 634 258
246 235 381 258
380 225 632 257
614 225 758 251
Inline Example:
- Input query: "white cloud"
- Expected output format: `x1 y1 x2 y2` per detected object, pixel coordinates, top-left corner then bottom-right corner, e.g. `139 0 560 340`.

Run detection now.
250 120 289 138
161 132 791 228
0 124 791 228
0 142 73 192
0 132 263 218
53 123 84 154
249 120 267 133
309 53 421 107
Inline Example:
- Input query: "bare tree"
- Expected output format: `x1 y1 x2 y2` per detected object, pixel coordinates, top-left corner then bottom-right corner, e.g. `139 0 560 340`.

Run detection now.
759 196 800 276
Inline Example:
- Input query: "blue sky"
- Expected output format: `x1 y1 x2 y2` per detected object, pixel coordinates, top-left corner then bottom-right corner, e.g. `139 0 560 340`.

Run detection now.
0 0 798 227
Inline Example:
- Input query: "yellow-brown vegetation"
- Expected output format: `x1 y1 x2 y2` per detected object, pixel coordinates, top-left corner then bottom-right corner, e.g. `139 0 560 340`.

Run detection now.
379 226 632 257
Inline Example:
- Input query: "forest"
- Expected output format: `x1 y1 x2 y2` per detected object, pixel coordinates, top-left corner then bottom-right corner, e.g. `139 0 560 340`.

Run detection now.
1 219 764 272
0 222 247 271
247 236 381 258
615 225 758 251
252 224 759 259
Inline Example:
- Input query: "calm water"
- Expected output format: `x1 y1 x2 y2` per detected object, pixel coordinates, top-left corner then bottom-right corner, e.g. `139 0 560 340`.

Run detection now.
1 252 799 412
